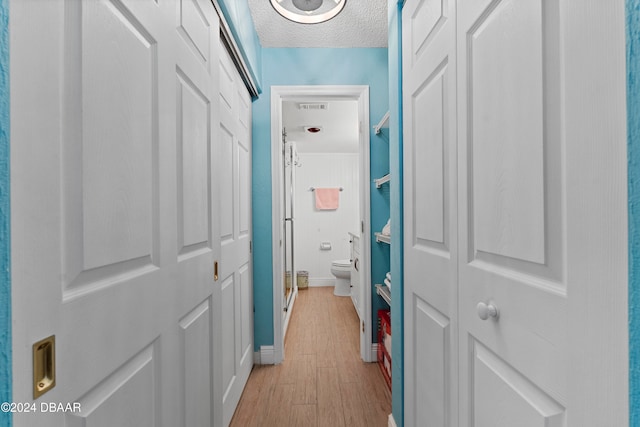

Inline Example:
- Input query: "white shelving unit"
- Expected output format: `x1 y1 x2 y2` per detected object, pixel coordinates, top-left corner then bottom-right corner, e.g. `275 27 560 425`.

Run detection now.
373 111 390 135
375 284 391 305
375 232 391 244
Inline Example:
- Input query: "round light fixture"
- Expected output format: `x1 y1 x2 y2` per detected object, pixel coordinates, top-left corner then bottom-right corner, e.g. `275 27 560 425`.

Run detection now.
292 0 322 12
270 0 347 24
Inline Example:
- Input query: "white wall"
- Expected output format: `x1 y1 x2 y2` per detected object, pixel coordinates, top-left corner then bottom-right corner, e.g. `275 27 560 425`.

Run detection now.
294 153 359 285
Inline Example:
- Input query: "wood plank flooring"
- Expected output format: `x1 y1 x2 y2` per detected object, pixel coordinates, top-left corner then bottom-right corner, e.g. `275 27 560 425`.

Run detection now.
230 287 392 427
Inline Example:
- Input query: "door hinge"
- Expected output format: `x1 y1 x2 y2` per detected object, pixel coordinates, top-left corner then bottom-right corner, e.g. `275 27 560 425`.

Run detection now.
361 220 364 233
250 240 252 253
362 321 365 333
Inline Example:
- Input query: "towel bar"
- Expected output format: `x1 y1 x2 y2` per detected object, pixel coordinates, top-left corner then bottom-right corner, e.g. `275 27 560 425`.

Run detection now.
309 187 343 191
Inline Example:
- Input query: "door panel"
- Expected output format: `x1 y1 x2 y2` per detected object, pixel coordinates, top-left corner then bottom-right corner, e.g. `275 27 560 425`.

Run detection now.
469 0 545 264
239 120 251 237
403 0 458 425
179 299 213 427
65 344 158 427
62 0 160 297
464 0 563 279
471 341 565 427
174 2 221 422
179 0 212 64
220 124 235 241
413 62 447 249
458 0 567 423
218 43 254 426
409 0 448 62
221 275 237 393
413 297 450 427
403 0 627 425
11 0 221 426
240 265 253 358
177 68 212 258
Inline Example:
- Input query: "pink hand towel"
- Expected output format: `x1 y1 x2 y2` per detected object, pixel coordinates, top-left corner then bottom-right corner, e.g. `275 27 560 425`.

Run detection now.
315 188 340 210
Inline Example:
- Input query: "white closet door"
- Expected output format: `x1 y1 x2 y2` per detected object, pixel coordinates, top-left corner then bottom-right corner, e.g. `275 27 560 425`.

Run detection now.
218 42 254 426
402 0 459 425
457 0 628 425
457 0 568 423
403 0 628 425
11 1 221 426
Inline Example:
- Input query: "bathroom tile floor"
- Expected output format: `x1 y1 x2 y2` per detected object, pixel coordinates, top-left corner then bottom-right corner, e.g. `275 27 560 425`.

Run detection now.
230 286 392 427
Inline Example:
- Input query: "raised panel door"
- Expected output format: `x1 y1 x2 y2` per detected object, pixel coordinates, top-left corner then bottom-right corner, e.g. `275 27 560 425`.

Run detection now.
458 0 576 425
403 0 459 425
218 42 254 427
10 1 221 426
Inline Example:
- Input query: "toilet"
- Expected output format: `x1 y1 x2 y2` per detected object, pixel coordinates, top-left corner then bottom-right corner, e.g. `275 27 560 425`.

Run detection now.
331 259 351 296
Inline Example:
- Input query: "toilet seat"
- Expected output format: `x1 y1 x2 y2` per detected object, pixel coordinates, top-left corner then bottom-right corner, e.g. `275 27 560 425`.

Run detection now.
332 259 351 268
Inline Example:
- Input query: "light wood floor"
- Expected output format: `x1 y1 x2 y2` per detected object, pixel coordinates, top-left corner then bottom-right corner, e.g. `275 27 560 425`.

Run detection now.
230 286 392 427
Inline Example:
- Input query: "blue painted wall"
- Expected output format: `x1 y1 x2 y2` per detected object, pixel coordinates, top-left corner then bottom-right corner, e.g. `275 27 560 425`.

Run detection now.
628 1 640 425
389 1 404 425
0 0 10 426
252 47 390 350
217 0 263 93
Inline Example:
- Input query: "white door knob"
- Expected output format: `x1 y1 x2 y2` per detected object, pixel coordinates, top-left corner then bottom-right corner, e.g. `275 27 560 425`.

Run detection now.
477 302 499 320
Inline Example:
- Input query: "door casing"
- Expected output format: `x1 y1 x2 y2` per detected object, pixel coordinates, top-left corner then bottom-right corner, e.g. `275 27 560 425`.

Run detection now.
270 85 373 363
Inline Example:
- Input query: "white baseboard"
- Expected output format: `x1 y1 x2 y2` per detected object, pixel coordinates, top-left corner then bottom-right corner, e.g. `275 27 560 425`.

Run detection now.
308 277 335 287
388 413 397 427
254 345 275 365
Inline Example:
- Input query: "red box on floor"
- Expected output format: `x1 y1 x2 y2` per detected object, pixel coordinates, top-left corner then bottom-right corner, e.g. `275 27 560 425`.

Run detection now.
377 309 391 390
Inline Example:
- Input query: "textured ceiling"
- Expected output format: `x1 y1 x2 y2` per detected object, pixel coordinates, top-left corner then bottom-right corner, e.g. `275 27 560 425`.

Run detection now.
247 0 388 48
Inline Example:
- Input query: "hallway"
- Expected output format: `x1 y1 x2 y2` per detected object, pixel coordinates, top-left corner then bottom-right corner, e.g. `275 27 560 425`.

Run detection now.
0 2 633 426
230 287 391 426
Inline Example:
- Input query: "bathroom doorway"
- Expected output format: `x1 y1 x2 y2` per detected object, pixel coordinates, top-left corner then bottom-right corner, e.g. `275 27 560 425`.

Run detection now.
271 86 373 363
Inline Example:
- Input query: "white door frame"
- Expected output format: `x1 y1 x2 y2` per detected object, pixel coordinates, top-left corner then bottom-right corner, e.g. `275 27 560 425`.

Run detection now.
271 85 372 363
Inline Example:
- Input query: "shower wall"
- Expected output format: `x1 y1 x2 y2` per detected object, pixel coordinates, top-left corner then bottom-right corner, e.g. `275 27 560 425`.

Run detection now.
294 153 359 286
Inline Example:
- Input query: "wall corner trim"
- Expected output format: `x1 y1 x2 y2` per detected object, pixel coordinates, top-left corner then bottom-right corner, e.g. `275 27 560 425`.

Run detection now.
258 345 275 365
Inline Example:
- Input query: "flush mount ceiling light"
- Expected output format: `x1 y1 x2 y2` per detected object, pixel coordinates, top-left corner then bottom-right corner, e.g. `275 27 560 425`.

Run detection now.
270 0 346 24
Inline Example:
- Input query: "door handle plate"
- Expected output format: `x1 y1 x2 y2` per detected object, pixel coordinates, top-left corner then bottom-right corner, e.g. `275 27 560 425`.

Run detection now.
33 335 56 399
214 261 219 281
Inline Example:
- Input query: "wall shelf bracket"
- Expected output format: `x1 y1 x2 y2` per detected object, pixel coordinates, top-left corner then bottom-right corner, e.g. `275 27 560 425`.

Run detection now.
373 111 390 135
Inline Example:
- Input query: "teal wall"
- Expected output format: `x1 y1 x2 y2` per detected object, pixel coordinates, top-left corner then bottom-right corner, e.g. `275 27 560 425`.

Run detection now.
0 0 10 425
217 0 263 93
252 47 390 350
389 1 404 425
628 0 640 425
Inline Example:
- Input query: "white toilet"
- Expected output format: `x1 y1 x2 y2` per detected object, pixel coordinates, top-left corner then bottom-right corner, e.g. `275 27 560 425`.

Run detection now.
331 259 351 296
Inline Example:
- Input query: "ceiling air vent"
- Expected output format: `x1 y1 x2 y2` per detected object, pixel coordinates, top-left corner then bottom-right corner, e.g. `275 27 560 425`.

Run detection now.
298 103 329 111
